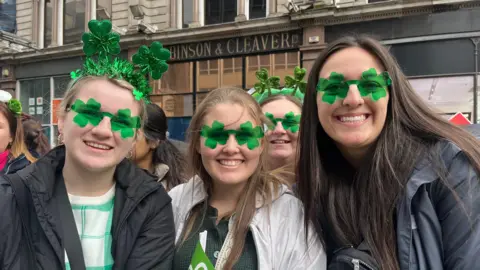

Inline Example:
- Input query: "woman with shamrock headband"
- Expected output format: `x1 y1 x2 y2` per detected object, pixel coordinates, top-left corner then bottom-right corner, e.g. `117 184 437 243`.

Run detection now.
169 87 325 270
0 90 37 175
0 20 175 269
297 35 480 269
250 67 305 185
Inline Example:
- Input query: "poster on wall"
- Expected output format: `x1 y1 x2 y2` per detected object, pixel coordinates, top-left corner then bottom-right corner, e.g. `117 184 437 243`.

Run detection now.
28 98 35 106
36 97 43 105
52 99 62 125
36 106 43 115
28 107 35 115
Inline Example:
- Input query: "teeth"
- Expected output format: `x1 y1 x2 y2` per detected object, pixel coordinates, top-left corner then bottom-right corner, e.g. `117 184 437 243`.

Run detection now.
219 160 242 166
85 142 111 150
340 115 366 123
271 140 288 144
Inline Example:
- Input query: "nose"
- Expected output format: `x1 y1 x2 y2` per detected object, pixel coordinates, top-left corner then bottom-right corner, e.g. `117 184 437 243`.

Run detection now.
342 85 364 107
272 122 286 135
90 117 113 138
222 134 240 154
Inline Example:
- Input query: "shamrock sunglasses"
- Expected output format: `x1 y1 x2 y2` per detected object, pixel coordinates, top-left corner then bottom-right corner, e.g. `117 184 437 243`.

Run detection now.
265 112 301 133
316 68 392 105
200 120 264 150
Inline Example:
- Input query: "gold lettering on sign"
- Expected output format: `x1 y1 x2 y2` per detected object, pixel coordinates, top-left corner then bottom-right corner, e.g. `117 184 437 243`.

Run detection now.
244 37 252 54
281 32 290 48
236 39 243 54
272 33 279 49
261 35 269 51
227 39 235 54
252 37 260 52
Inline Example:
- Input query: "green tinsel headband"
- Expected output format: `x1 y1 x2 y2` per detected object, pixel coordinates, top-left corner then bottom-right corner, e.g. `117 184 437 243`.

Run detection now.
70 19 171 103
0 90 22 116
250 66 306 104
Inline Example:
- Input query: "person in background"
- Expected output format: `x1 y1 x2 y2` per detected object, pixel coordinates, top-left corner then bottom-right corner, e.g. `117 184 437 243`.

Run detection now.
0 90 36 175
169 87 325 270
297 35 480 269
132 103 188 191
22 114 51 157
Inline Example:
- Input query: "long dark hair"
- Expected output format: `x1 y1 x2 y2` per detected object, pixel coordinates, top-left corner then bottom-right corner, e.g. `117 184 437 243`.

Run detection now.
22 115 50 156
297 35 480 269
143 103 187 190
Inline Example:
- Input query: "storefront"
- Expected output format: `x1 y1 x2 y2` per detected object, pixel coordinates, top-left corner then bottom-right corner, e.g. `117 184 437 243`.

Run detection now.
150 29 303 140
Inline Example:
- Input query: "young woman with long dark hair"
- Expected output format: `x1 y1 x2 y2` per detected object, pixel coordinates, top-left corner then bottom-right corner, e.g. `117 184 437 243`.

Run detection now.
297 35 480 269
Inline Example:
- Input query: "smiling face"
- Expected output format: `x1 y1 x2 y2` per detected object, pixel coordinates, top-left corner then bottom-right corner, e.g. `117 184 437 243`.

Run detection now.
199 102 263 188
0 109 12 153
261 99 301 168
58 78 141 172
317 47 389 160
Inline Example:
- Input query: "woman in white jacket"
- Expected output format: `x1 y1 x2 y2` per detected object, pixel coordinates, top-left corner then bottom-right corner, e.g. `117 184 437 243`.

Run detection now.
169 87 326 270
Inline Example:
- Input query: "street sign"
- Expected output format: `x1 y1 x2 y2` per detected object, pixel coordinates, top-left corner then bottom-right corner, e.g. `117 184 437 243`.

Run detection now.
449 112 472 125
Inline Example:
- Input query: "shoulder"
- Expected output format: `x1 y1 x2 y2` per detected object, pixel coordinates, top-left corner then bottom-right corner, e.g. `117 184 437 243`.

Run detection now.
168 176 204 202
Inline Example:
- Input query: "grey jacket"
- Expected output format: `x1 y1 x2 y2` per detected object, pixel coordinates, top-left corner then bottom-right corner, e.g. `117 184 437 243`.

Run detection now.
396 140 480 269
169 177 326 270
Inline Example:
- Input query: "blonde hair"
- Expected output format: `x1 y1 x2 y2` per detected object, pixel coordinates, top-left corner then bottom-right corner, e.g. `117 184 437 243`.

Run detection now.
59 76 147 129
185 87 283 269
259 94 303 109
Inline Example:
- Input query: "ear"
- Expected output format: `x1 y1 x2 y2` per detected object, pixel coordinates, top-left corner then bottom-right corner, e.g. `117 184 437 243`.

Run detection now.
57 116 65 135
148 139 160 149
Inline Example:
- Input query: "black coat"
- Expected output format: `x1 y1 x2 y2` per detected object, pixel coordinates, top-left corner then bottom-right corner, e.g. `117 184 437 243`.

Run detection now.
0 146 175 269
0 153 31 176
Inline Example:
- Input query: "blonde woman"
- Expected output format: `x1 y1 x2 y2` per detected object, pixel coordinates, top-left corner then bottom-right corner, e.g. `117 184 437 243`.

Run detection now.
169 87 326 270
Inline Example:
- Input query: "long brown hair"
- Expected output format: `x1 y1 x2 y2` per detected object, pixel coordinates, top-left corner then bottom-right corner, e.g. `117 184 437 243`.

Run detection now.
185 87 280 269
297 35 480 269
0 103 36 162
22 115 51 155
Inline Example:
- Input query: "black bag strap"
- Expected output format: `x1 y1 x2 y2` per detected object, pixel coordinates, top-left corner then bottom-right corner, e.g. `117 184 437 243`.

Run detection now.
4 171 36 269
55 177 86 270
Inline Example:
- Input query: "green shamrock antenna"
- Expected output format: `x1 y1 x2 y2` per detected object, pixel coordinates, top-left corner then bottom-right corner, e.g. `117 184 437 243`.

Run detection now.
70 19 171 103
251 66 306 104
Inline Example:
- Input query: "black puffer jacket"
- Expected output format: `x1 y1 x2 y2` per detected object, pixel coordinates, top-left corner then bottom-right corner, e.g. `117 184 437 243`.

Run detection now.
0 146 175 269
0 153 31 176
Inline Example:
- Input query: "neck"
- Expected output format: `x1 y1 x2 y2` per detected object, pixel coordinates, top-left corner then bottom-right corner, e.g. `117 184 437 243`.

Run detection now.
337 144 369 169
62 158 116 197
209 181 246 221
136 152 154 173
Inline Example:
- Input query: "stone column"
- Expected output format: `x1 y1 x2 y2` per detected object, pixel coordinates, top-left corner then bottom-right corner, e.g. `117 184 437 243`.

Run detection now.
188 0 201 28
268 0 277 16
169 0 177 28
300 26 326 76
235 0 247 22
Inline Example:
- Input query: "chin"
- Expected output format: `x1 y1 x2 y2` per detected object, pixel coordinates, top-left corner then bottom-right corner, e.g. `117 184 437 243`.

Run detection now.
76 156 118 172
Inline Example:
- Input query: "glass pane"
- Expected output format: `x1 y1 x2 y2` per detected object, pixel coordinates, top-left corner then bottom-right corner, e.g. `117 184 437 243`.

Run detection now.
197 60 220 92
222 57 242 88
53 76 71 98
150 94 193 117
223 0 236 23
183 0 194 28
247 56 258 71
196 92 208 108
19 78 51 125
45 0 53 46
246 55 271 89
97 0 112 20
274 53 285 68
156 62 193 94
249 0 266 19
0 0 16 33
205 0 236 25
408 76 474 116
64 0 86 45
272 52 299 81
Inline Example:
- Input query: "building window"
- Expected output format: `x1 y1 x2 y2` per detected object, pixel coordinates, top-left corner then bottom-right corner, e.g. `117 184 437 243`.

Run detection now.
183 0 194 28
97 0 112 20
150 95 194 117
0 0 17 33
205 0 236 25
64 0 86 45
197 58 242 95
19 78 51 126
249 0 266 19
246 52 300 89
44 0 53 47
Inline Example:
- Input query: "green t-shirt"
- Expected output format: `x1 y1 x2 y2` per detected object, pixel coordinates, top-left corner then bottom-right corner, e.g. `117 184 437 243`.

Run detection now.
173 203 258 270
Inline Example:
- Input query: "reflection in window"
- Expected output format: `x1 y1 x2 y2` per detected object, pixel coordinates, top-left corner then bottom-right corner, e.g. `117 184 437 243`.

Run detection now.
63 0 86 45
222 57 242 88
150 94 193 117
183 0 194 28
408 76 474 116
53 76 71 98
97 0 112 20
45 0 53 47
197 59 220 92
197 58 242 92
0 0 16 33
156 62 194 94
19 78 51 125
250 0 266 19
205 0 236 25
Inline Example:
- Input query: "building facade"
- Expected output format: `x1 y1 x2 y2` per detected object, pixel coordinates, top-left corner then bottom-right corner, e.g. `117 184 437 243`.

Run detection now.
1 0 479 142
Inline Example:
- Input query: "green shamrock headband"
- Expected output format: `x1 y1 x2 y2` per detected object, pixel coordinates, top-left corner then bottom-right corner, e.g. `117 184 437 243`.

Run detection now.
317 68 392 105
250 66 306 104
265 111 301 133
200 120 264 150
70 98 140 139
0 90 22 116
70 20 170 103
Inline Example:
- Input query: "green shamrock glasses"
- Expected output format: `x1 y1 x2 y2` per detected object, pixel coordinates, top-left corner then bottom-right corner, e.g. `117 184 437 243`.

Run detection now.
265 112 301 133
70 98 141 139
200 120 264 150
317 68 392 105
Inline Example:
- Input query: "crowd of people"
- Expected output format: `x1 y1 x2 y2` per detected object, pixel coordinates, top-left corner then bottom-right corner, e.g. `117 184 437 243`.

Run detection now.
0 19 479 270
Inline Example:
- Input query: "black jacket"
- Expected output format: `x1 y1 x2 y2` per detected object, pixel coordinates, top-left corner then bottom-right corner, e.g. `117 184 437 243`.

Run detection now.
0 146 175 269
0 153 31 175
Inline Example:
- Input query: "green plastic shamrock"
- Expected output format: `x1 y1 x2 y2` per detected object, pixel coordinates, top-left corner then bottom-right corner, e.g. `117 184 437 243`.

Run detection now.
132 89 144 101
265 111 301 133
110 109 141 139
200 120 264 150
70 98 104 128
316 72 347 105
7 99 22 115
284 66 307 96
82 20 121 59
132 42 170 80
70 69 82 80
254 68 280 96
